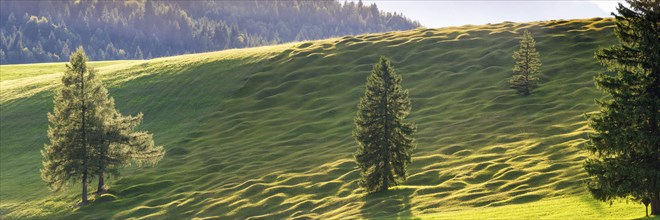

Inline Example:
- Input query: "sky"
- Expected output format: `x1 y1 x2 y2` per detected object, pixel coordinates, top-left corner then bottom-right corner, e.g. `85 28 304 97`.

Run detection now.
354 0 626 28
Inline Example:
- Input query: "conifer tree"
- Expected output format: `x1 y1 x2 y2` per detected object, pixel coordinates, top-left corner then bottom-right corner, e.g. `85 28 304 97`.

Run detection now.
584 0 659 217
41 47 165 203
354 56 416 193
510 30 542 96
41 47 105 205
94 108 164 194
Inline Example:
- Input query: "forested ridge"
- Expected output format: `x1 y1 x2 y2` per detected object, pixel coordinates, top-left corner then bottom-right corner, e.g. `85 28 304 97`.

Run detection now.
0 0 420 64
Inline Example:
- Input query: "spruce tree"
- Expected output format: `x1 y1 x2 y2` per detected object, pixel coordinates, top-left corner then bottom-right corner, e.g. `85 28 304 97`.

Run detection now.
354 56 416 193
41 47 105 205
510 30 542 96
584 0 659 216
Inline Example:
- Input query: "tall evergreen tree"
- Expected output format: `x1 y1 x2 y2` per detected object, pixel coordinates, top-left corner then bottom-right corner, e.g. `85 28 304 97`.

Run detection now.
584 0 659 217
354 56 416 193
509 30 542 96
41 47 105 205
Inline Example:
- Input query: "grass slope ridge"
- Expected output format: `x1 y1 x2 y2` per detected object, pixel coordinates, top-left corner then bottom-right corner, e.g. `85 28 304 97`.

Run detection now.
0 18 648 219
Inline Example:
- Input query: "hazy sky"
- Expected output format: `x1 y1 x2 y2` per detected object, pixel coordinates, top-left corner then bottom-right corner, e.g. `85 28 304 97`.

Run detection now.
354 0 626 28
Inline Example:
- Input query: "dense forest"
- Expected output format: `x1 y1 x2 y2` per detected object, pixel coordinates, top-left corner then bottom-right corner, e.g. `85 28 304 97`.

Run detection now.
0 0 420 64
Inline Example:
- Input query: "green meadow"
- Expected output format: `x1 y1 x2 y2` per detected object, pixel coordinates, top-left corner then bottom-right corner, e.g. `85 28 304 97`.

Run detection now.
0 17 653 219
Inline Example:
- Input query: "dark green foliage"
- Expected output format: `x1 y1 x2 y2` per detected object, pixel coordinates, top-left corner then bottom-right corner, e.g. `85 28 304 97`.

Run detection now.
509 30 542 96
584 0 660 216
0 0 420 64
354 56 416 193
41 47 164 204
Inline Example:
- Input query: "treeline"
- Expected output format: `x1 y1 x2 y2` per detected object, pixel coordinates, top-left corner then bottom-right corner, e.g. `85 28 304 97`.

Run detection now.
0 0 420 64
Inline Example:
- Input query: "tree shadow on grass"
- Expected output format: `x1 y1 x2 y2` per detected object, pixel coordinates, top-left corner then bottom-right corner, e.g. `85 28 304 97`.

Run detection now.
360 187 419 220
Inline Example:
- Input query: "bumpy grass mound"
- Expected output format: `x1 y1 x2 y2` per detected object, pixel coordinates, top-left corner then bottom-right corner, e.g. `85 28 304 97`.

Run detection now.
0 18 648 219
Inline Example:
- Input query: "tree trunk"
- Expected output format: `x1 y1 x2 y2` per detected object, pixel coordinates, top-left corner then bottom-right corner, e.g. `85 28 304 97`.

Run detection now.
379 66 390 193
380 173 388 192
80 68 88 206
97 152 106 194
96 172 105 195
643 198 650 217
524 41 530 96
652 193 660 216
81 170 88 205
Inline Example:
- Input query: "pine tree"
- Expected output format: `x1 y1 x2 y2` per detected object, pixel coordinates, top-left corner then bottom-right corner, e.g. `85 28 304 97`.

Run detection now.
354 56 416 193
510 30 542 96
41 47 106 205
584 0 659 217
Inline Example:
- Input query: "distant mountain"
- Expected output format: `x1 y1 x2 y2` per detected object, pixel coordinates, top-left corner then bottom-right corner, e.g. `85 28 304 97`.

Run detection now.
0 0 420 64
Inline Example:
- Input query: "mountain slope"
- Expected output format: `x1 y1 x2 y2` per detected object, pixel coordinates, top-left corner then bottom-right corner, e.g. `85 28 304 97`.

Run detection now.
0 17 647 219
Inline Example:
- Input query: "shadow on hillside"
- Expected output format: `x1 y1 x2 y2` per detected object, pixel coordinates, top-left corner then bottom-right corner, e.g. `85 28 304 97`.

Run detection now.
360 187 418 220
633 215 660 220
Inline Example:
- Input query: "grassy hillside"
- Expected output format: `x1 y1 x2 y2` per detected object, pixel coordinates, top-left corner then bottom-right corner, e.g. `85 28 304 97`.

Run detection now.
0 17 652 219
